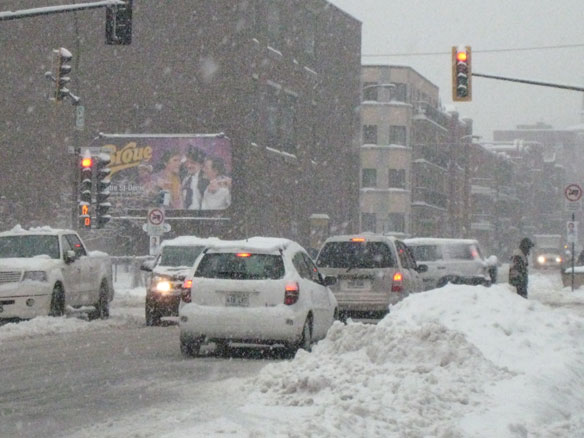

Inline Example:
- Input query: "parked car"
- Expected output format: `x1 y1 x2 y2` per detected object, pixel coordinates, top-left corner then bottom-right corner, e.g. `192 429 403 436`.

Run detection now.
404 237 494 290
141 236 219 326
179 237 338 357
0 226 114 321
315 234 427 320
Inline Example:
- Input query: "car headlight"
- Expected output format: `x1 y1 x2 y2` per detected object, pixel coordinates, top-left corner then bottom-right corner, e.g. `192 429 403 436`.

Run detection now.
23 271 48 282
537 255 546 264
154 280 172 293
556 256 562 263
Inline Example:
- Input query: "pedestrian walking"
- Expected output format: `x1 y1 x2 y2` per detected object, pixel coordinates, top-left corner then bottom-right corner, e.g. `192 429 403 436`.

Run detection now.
509 237 534 299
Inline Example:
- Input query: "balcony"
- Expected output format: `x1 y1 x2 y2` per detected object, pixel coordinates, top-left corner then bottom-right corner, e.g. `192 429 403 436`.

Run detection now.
412 101 450 131
413 144 449 169
412 187 448 210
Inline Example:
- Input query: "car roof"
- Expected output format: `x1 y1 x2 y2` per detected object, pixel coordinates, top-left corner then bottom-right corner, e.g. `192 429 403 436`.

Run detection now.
160 236 221 248
404 237 479 246
0 225 74 237
204 236 299 254
322 233 398 243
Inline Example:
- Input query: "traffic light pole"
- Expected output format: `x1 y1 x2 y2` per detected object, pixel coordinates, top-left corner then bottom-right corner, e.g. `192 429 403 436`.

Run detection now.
473 73 584 92
0 1 124 21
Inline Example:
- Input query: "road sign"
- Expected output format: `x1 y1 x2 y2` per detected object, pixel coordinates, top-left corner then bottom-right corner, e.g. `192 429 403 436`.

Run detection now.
148 208 165 225
75 105 85 131
145 208 166 236
564 184 583 202
567 221 578 244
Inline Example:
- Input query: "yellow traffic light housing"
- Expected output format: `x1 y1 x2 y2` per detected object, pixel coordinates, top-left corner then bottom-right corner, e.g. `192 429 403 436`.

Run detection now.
452 46 472 102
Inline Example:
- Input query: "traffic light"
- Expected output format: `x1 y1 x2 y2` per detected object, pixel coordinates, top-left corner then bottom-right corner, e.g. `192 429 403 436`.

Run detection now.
95 152 112 228
452 46 472 102
55 48 73 102
79 154 93 229
106 0 133 45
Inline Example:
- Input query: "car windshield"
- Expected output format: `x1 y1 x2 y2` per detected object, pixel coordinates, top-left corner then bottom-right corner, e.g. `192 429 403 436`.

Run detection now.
0 235 60 259
159 245 205 267
194 253 285 280
316 241 395 268
409 245 441 262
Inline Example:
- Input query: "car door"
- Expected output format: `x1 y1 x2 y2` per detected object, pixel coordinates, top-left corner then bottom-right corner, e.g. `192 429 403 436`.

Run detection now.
292 252 327 340
64 234 94 304
395 241 419 293
302 253 334 339
59 235 82 305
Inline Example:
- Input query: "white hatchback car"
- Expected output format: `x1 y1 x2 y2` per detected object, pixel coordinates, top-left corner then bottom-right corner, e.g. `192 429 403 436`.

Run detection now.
404 238 493 290
178 237 338 357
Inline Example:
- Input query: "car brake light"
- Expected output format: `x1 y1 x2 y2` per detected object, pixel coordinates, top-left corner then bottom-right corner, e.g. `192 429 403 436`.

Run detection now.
181 279 192 303
284 282 300 305
392 272 403 292
236 252 251 258
351 237 366 242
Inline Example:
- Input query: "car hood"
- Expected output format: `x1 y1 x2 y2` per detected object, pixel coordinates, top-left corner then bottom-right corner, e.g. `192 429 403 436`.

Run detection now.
153 266 191 278
0 257 60 271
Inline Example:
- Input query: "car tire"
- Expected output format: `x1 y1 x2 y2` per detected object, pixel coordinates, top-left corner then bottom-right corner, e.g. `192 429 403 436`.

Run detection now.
89 282 110 320
145 306 161 326
49 283 65 317
286 315 312 357
180 334 202 357
436 277 451 288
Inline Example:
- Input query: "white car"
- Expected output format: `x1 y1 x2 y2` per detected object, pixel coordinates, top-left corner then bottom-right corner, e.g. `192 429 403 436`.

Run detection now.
404 237 494 290
178 237 338 357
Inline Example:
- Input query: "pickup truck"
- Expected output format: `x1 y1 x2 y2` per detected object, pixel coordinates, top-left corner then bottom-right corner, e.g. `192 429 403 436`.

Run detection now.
141 236 219 326
0 226 114 321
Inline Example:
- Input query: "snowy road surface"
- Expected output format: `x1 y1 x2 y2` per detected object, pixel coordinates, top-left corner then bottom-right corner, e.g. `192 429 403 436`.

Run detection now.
1 271 584 437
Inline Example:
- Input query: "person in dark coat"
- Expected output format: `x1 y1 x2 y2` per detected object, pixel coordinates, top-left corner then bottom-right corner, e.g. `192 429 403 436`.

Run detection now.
509 237 535 298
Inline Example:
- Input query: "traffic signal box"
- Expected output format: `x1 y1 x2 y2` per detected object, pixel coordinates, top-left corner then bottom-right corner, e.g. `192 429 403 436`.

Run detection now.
55 47 73 102
452 46 472 102
79 155 93 229
95 153 112 228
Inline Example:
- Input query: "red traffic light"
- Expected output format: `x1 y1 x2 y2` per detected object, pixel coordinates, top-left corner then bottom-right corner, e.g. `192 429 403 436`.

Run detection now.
81 157 93 168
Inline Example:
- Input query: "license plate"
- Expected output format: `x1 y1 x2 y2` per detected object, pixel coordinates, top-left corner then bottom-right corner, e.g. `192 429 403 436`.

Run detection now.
225 293 249 307
347 279 366 289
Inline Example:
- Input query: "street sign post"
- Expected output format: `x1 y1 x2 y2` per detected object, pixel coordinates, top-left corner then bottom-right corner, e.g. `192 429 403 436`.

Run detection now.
564 184 582 292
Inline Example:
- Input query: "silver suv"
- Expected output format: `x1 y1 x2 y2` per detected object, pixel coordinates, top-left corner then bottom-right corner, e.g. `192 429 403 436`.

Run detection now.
315 234 427 320
404 238 494 290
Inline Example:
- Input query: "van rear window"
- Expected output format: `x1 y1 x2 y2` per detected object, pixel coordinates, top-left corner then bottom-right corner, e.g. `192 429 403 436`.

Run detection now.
194 253 285 279
316 242 395 268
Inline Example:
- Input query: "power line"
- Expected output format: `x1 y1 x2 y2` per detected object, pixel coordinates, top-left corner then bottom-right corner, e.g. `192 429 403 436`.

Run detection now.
363 43 584 58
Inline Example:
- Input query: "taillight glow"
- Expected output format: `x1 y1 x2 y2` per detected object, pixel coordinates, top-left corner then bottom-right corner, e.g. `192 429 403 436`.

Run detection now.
236 252 252 258
181 279 192 303
392 272 403 292
284 282 300 305
351 237 366 242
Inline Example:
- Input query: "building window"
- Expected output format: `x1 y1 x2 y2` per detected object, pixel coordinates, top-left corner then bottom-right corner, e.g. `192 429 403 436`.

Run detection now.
387 213 405 233
303 9 316 61
393 83 407 102
388 168 406 188
281 93 297 154
389 125 407 146
363 125 378 144
362 168 377 188
267 2 282 48
361 213 376 233
266 87 280 147
363 82 378 101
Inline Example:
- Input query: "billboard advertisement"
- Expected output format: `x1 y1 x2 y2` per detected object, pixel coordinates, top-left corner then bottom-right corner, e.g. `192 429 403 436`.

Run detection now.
98 134 232 212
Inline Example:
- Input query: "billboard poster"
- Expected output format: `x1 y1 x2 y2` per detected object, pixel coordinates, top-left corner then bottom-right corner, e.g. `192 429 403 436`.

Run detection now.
98 134 232 212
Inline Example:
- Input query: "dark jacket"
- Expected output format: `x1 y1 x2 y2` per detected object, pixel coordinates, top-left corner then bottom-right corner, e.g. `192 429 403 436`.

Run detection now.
509 249 529 287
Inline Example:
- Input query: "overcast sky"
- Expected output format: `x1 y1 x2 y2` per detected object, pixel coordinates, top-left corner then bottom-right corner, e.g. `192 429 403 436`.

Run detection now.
329 0 584 141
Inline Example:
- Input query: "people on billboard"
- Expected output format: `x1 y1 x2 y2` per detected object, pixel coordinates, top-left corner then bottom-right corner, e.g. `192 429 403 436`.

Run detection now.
201 156 232 210
181 147 208 210
152 149 184 209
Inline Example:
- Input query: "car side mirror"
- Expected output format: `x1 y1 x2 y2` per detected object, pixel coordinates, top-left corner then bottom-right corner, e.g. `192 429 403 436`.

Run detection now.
140 260 154 272
64 250 76 264
322 275 337 286
416 264 428 273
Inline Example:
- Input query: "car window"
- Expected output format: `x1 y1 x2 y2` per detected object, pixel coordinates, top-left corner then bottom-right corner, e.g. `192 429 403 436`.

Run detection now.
444 243 474 260
396 241 415 269
159 245 205 267
194 253 285 280
292 252 313 279
302 253 322 283
409 244 442 262
316 241 395 269
0 235 60 259
64 234 87 257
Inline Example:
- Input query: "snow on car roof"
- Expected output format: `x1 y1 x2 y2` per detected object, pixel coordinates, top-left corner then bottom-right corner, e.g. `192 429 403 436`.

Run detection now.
0 224 74 237
324 233 397 242
160 236 221 248
404 237 479 246
204 236 296 253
